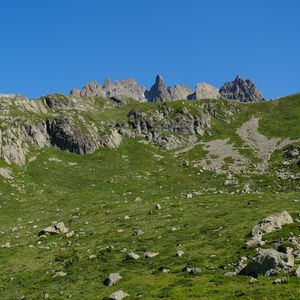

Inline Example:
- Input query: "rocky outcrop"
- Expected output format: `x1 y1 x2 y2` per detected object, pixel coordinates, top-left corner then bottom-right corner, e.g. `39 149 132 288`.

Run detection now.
145 74 172 102
219 76 264 102
188 83 220 100
71 78 146 101
46 117 98 154
127 104 212 149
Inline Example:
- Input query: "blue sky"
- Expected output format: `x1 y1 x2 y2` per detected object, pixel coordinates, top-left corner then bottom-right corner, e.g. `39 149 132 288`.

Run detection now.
0 0 299 99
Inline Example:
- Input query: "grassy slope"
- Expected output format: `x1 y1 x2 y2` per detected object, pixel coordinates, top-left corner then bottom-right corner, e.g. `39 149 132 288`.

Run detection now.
0 95 300 299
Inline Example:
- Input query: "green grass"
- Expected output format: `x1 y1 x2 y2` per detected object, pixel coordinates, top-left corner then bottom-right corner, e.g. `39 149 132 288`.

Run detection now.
0 94 300 299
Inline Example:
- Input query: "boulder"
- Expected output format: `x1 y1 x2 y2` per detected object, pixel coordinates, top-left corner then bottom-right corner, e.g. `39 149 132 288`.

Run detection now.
219 76 264 102
39 222 69 236
239 249 294 277
246 211 293 247
251 211 293 237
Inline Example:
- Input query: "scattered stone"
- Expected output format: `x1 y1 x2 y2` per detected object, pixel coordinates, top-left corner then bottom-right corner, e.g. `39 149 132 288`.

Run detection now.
295 265 300 278
272 278 286 284
176 251 184 257
159 267 170 273
65 231 74 238
183 267 201 274
104 273 122 287
89 255 97 260
249 277 258 284
156 204 161 210
132 229 144 236
54 271 67 278
224 272 237 277
0 168 13 180
108 290 129 300
2 242 11 248
127 252 139 260
144 251 159 258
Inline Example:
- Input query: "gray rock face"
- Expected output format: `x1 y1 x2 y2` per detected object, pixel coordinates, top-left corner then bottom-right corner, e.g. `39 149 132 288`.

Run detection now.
71 78 146 101
145 74 172 102
188 83 220 100
219 76 264 102
46 117 98 154
239 249 294 277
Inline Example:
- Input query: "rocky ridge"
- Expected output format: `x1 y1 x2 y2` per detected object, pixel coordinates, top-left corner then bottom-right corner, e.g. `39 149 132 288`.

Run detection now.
71 74 264 103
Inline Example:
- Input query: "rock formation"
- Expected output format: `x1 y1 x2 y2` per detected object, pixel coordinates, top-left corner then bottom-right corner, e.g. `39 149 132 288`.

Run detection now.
188 83 220 100
145 74 172 102
71 78 146 101
219 76 264 102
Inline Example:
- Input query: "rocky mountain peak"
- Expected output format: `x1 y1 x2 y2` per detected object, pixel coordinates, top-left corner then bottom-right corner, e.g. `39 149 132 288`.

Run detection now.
219 76 264 102
155 74 164 86
145 74 172 102
188 83 220 100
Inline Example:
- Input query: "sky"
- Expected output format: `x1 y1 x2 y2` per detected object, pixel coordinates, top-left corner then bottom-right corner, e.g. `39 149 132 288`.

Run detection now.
0 0 299 99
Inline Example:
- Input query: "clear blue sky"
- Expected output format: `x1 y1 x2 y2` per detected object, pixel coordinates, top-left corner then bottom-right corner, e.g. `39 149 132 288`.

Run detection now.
0 0 299 99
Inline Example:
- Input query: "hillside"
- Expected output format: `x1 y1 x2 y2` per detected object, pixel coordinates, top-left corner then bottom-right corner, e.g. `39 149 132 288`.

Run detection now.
0 93 300 299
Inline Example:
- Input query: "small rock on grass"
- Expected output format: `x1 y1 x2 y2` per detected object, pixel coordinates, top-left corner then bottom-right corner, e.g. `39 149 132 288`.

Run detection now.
104 273 122 286
127 252 139 260
224 272 236 277
159 267 170 273
108 290 129 300
145 251 159 258
176 251 184 257
183 267 201 274
272 278 286 284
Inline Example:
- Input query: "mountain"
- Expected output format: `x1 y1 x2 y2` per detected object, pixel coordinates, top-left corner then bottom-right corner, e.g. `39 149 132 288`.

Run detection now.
0 87 299 299
219 75 264 102
71 74 264 103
